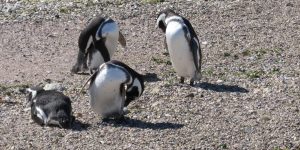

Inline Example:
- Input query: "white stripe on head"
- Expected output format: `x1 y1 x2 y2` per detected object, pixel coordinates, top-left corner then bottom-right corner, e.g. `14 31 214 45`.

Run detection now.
127 78 142 96
165 16 184 25
35 106 47 124
156 13 166 28
26 88 37 100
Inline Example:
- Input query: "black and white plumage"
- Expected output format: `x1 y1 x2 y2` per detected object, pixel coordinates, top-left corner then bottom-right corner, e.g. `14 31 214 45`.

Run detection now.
156 9 202 86
71 16 126 74
26 87 74 128
88 60 144 119
108 60 144 107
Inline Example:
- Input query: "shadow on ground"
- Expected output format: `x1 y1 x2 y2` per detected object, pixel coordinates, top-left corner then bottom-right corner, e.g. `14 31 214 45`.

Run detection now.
71 119 91 131
143 73 161 82
99 117 184 130
196 82 249 93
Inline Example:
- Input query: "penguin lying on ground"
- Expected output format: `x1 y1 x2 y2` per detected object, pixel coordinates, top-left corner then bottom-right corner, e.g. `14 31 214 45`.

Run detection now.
71 16 126 74
26 87 74 128
88 60 144 120
156 9 202 86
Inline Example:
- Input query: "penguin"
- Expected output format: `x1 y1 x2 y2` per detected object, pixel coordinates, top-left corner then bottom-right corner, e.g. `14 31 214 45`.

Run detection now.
88 61 132 119
108 60 144 107
156 9 202 86
26 87 74 128
71 16 126 74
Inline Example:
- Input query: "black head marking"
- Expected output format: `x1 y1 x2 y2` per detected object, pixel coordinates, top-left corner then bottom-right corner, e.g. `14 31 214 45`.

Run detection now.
157 8 178 33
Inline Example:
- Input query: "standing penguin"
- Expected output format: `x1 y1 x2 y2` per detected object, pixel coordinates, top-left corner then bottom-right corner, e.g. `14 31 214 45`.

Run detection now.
71 16 126 74
156 9 202 86
26 87 74 128
88 60 144 119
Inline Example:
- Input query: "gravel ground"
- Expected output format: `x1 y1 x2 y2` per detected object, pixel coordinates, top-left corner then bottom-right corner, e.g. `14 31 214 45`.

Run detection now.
0 0 300 149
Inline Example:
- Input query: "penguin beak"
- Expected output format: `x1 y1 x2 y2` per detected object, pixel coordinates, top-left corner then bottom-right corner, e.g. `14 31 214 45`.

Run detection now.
118 31 126 49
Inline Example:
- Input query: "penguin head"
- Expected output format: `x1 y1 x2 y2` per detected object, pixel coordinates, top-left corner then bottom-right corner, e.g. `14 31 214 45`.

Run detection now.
156 8 176 32
126 76 144 101
26 87 44 107
48 109 73 128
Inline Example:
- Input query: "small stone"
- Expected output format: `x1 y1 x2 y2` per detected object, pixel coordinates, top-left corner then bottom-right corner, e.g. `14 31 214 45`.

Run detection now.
76 113 83 118
201 41 208 45
151 87 160 94
151 101 161 107
216 79 223 84
185 93 194 98
44 83 65 92
5 96 10 101
253 88 260 94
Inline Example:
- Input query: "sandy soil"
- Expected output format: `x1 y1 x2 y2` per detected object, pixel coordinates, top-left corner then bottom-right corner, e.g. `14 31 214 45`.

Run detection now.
0 0 300 149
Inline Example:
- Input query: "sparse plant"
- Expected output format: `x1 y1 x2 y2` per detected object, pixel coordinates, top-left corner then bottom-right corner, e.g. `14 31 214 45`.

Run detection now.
151 56 164 64
245 70 265 79
242 49 250 56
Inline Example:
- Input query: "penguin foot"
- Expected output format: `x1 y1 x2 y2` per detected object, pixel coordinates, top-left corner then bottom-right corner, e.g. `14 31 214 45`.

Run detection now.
189 79 195 86
180 77 185 84
71 65 80 74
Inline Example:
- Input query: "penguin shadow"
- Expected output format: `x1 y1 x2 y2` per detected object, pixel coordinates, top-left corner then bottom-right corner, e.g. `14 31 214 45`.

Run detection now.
195 82 249 93
143 73 161 82
74 72 90 76
70 119 91 131
99 117 184 130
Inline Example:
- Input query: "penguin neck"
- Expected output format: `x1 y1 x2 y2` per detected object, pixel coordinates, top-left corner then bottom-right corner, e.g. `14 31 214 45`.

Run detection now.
165 16 184 26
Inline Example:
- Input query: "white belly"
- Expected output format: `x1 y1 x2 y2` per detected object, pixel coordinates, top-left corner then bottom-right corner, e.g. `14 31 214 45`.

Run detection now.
88 66 127 116
102 21 120 58
88 50 105 71
166 22 196 78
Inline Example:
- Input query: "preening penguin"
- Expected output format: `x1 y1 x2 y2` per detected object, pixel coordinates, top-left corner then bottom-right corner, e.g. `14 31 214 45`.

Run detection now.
88 62 132 119
71 16 126 74
88 60 144 119
26 87 74 128
156 9 202 86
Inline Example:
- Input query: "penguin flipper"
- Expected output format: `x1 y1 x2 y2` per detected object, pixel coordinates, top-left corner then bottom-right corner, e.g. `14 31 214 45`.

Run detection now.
190 37 201 73
31 105 48 126
182 25 201 74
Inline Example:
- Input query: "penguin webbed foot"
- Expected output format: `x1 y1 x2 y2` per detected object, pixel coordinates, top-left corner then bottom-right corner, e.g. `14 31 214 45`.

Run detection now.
71 65 80 74
71 63 89 74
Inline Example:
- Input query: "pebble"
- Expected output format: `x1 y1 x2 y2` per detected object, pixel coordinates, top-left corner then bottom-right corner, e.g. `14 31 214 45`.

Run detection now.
43 83 65 91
